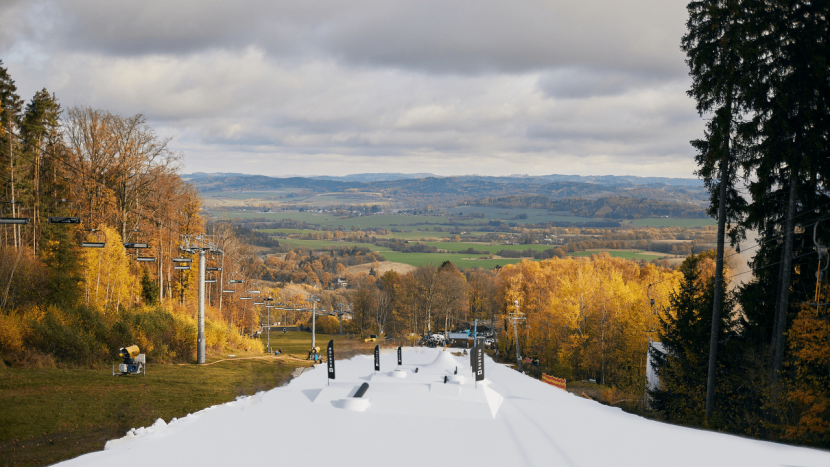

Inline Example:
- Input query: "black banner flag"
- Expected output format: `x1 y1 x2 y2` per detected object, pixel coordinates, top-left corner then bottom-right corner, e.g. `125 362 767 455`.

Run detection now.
475 345 484 382
374 345 380 371
327 340 335 380
397 346 402 365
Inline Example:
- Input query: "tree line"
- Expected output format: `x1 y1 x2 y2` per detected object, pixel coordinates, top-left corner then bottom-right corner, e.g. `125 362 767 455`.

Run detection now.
0 62 264 365
469 195 708 219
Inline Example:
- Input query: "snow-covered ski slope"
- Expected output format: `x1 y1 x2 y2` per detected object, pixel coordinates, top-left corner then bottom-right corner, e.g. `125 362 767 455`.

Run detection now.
58 348 829 467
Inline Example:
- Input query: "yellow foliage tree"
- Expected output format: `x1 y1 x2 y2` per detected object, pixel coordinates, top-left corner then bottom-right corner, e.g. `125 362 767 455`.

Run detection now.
784 284 830 444
498 254 681 391
80 225 140 316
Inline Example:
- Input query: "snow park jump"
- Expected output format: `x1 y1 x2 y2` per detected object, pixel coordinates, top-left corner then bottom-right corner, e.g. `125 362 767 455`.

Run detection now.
57 348 830 467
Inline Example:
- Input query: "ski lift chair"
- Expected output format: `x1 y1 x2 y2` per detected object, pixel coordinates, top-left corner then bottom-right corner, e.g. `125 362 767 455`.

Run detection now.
0 200 30 225
47 199 82 224
203 247 222 273
205 270 217 284
807 222 830 306
81 229 107 248
172 254 192 270
125 229 156 262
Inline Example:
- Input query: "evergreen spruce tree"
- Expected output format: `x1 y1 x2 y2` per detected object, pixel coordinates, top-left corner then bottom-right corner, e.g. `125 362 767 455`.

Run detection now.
682 0 752 419
650 251 738 424
739 0 830 381
141 270 159 305
43 224 83 308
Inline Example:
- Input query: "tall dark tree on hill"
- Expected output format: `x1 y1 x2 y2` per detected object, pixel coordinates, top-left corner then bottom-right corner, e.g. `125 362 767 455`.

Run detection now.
0 61 24 248
739 0 830 382
682 0 750 419
21 89 62 254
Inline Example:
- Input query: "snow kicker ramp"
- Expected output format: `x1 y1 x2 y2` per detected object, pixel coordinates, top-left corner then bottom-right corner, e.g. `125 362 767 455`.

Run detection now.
58 348 830 467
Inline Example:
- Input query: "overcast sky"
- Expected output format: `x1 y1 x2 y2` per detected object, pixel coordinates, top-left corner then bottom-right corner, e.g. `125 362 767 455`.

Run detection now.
1 0 702 178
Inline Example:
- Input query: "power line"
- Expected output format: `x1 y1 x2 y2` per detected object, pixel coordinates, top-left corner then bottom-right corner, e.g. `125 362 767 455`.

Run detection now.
721 212 830 263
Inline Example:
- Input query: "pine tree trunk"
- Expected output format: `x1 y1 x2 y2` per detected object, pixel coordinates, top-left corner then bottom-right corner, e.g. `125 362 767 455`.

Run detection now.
95 250 103 304
157 239 163 303
705 97 732 419
772 166 799 381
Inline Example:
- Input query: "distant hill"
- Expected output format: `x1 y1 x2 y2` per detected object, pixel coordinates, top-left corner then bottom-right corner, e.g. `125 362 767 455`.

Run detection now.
313 173 435 182
537 174 703 187
186 173 708 209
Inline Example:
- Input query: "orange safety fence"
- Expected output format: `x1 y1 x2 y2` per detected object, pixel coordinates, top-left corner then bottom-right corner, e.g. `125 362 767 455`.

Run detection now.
542 373 566 390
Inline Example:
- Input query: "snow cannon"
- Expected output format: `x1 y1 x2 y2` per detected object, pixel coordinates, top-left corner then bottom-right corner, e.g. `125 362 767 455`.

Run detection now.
121 345 140 360
114 345 146 376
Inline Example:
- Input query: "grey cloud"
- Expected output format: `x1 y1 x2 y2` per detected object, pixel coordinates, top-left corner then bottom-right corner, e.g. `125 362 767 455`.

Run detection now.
9 0 689 76
537 69 676 99
0 0 703 179
313 0 689 76
0 0 32 50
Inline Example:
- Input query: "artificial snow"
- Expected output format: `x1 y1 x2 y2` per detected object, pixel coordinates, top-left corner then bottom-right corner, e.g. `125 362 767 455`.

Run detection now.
58 348 830 467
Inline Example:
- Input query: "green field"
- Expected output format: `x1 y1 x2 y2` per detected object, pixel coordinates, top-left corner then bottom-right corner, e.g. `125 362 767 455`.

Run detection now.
380 230 460 239
628 218 715 227
277 239 384 251
273 238 670 270
257 228 324 235
269 239 547 270
0 359 303 466
379 251 524 269
423 241 558 254
224 212 702 271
